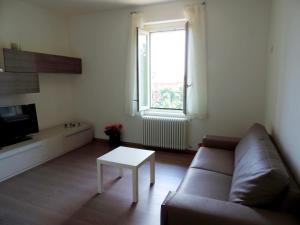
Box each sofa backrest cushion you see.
[229,123,290,207]
[234,124,268,167]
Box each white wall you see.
[69,0,271,149]
[265,0,300,183]
[0,0,76,129]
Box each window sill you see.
[141,109,186,119]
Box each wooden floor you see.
[0,142,194,225]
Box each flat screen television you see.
[0,104,39,148]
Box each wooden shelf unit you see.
[3,48,82,74]
[0,72,39,95]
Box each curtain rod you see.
[130,1,206,15]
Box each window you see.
[137,21,188,113]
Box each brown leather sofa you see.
[161,124,300,225]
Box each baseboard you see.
[94,138,109,143]
[94,138,197,154]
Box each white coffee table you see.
[96,146,155,203]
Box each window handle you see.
[186,83,192,88]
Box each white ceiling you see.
[22,0,179,15]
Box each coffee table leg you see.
[132,168,138,203]
[150,154,155,184]
[97,160,103,194]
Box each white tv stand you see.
[0,122,94,182]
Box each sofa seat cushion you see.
[230,123,290,207]
[177,168,232,201]
[190,147,234,176]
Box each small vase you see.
[109,132,121,148]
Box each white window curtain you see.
[124,13,144,117]
[184,3,208,119]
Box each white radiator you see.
[142,116,187,150]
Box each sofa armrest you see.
[202,135,240,150]
[161,192,299,225]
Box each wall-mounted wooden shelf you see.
[3,48,82,74]
[0,72,39,95]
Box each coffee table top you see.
[97,146,155,168]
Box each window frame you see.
[136,20,189,114]
[137,28,151,112]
